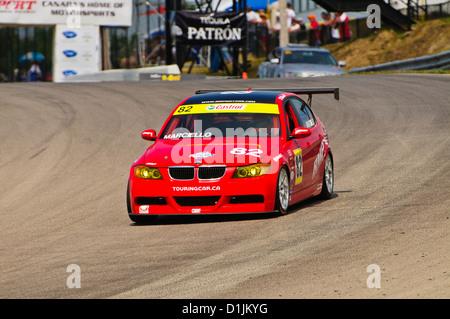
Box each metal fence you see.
[246,18,374,58]
[1,1,449,81]
[0,27,53,82]
[349,50,450,73]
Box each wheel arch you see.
[274,163,291,215]
[327,149,334,166]
[320,148,333,180]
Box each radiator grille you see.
[169,166,226,180]
[173,196,221,207]
[198,166,226,180]
[135,197,167,205]
[169,167,195,180]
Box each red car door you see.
[282,98,316,194]
[289,98,325,185]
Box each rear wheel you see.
[320,153,334,199]
[275,166,290,215]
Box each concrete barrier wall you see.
[65,64,181,82]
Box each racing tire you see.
[320,153,334,200]
[275,166,290,215]
[127,180,157,224]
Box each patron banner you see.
[0,0,132,26]
[175,11,247,46]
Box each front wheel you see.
[320,153,334,200]
[275,166,290,215]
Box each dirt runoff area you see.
[326,17,450,71]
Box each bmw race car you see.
[127,88,338,223]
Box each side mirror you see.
[141,129,157,141]
[338,61,346,67]
[291,127,311,139]
[270,58,280,64]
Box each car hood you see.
[282,63,346,76]
[142,138,281,167]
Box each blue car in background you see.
[258,44,346,78]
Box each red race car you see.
[127,88,338,223]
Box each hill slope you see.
[325,17,450,71]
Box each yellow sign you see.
[174,103,279,115]
[294,148,303,185]
[162,74,181,81]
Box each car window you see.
[161,112,281,138]
[284,103,299,134]
[269,47,282,60]
[289,99,316,129]
[282,50,337,66]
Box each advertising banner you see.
[0,0,132,26]
[175,11,247,46]
[53,24,100,82]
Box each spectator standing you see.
[286,3,296,28]
[330,12,341,43]
[247,6,262,55]
[209,47,220,73]
[28,61,42,82]
[246,6,261,23]
[289,18,307,44]
[289,17,306,33]
[19,69,27,81]
[258,11,270,53]
[271,14,281,31]
[337,11,351,41]
[321,11,332,44]
[308,14,321,47]
[12,68,20,82]
[289,18,301,32]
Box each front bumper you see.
[128,166,278,215]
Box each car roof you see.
[182,91,286,105]
[281,44,330,53]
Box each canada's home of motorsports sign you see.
[0,0,132,26]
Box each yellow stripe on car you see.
[174,103,279,115]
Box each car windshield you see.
[161,113,281,138]
[282,50,338,66]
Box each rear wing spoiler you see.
[195,88,339,106]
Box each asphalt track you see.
[0,74,448,299]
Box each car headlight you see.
[285,72,303,78]
[233,164,270,178]
[134,165,163,179]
